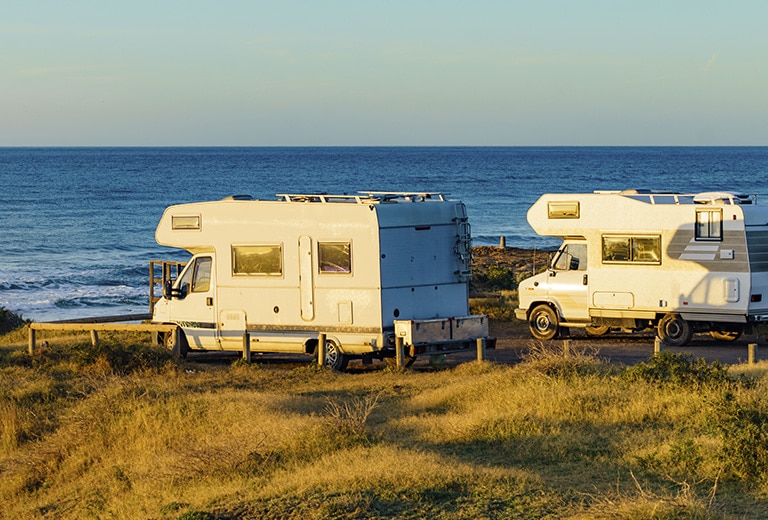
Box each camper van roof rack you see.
[597,190,759,206]
[360,191,446,202]
[276,192,446,204]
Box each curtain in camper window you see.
[695,209,722,241]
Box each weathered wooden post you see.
[90,330,99,347]
[171,326,181,357]
[748,343,758,365]
[28,326,35,355]
[317,333,327,368]
[499,236,506,248]
[476,337,486,362]
[563,338,571,357]
[242,332,251,363]
[654,337,664,354]
[395,336,405,369]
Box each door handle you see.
[583,274,588,286]
[206,297,213,306]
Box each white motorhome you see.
[515,190,768,346]
[152,192,490,370]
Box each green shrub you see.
[623,351,733,389]
[711,391,768,482]
[0,306,27,334]
[485,265,517,290]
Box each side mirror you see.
[163,280,173,299]
[164,280,188,299]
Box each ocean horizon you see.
[2,146,767,321]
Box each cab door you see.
[547,242,590,321]
[169,254,218,349]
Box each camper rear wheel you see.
[709,326,743,342]
[528,304,559,340]
[585,325,610,337]
[324,340,349,372]
[657,314,693,347]
[385,354,417,368]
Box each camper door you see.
[170,254,218,349]
[548,241,590,321]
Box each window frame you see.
[695,208,723,241]
[231,244,283,276]
[190,256,212,292]
[601,234,661,265]
[318,241,352,274]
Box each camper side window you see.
[602,235,661,264]
[695,209,722,241]
[319,242,351,273]
[232,245,283,275]
[552,244,587,271]
[191,257,212,292]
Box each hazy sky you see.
[2,1,767,146]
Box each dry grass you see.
[1,332,768,519]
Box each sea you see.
[2,146,768,322]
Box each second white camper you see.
[516,190,768,345]
[152,192,490,370]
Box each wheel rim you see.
[665,321,684,340]
[658,314,692,346]
[325,342,338,368]
[534,311,553,334]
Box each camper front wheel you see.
[529,304,559,340]
[657,314,693,346]
[164,329,189,358]
[324,340,350,372]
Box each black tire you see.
[585,325,610,337]
[324,339,349,372]
[709,326,743,342]
[165,328,189,358]
[385,354,417,368]
[528,304,559,340]
[657,314,693,346]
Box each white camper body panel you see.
[152,193,486,363]
[517,191,768,344]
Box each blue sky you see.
[2,1,767,146]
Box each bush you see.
[0,307,27,334]
[712,391,768,482]
[623,351,734,390]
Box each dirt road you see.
[411,320,765,370]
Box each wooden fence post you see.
[28,327,35,355]
[476,337,486,362]
[748,343,758,365]
[395,336,405,369]
[317,333,326,368]
[563,339,571,357]
[243,332,251,363]
[654,337,664,354]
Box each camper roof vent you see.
[693,192,752,205]
[222,194,254,201]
